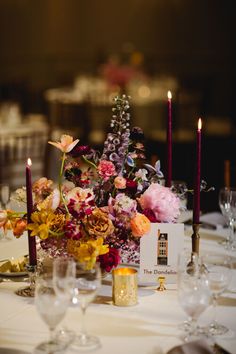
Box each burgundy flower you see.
[69,144,91,158]
[126,179,138,193]
[142,208,157,222]
[130,127,144,141]
[98,247,120,273]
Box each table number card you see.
[140,223,184,283]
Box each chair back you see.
[0,128,49,189]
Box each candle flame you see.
[27,158,32,166]
[167,90,172,100]
[198,118,202,130]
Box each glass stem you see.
[229,219,234,247]
[190,317,197,335]
[80,306,87,343]
[211,295,218,326]
[49,327,55,343]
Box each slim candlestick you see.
[166,90,172,187]
[193,118,202,224]
[26,158,37,266]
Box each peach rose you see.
[114,176,126,189]
[130,213,151,237]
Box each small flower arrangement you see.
[0,95,181,271]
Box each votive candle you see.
[26,158,37,266]
[112,268,138,306]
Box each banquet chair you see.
[0,130,49,189]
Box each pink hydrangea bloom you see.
[97,160,117,181]
[139,183,180,223]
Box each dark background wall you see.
[0,0,235,210]
[0,0,235,117]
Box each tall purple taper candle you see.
[26,158,37,266]
[166,90,172,187]
[193,118,202,224]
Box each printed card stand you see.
[140,223,184,284]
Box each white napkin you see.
[200,212,227,229]
[167,340,214,354]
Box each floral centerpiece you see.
[0,95,181,272]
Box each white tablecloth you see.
[0,227,236,354]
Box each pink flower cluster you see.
[139,183,180,223]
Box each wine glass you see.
[53,257,76,343]
[178,271,211,342]
[177,249,200,331]
[53,257,76,300]
[71,262,101,350]
[34,274,70,353]
[0,183,11,241]
[219,187,236,249]
[201,253,232,336]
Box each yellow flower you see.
[67,237,109,269]
[48,135,79,153]
[27,209,65,240]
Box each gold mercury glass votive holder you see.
[112,268,138,306]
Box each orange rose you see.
[130,213,151,237]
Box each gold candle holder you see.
[15,264,37,297]
[192,223,200,255]
[112,268,138,306]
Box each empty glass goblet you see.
[201,253,232,336]
[53,257,76,343]
[177,249,201,332]
[53,257,76,300]
[178,271,211,342]
[71,261,101,350]
[34,274,70,353]
[219,187,236,249]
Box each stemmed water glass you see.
[0,183,11,241]
[34,273,70,353]
[178,270,211,342]
[201,253,232,336]
[177,249,210,339]
[53,257,76,343]
[219,187,236,249]
[71,261,101,350]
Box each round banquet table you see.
[0,225,236,354]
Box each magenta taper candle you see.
[26,158,37,266]
[193,118,202,224]
[166,90,172,187]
